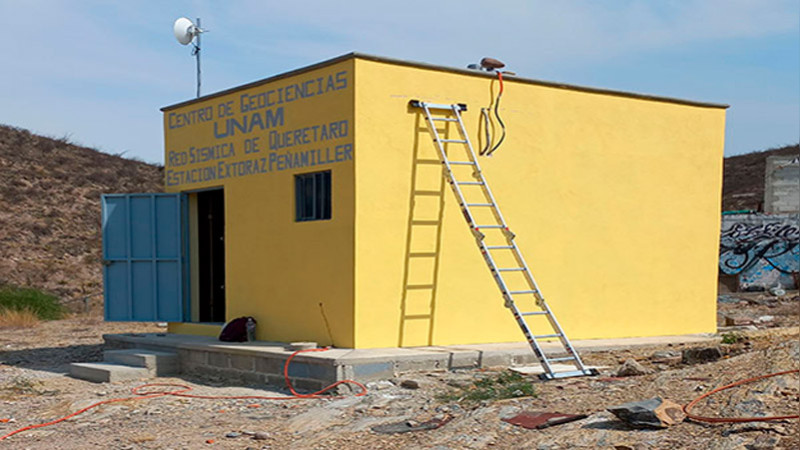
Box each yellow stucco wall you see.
[353,58,725,348]
[163,60,356,347]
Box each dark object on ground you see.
[682,347,723,364]
[502,411,588,429]
[400,379,419,389]
[371,416,452,434]
[219,316,257,342]
[608,397,686,429]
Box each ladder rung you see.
[406,284,435,290]
[497,268,525,272]
[520,311,547,316]
[439,139,467,143]
[534,334,562,339]
[404,314,432,319]
[411,100,466,111]
[509,290,538,295]
[411,220,439,226]
[486,245,513,250]
[448,161,475,165]
[414,190,442,196]
[466,203,494,207]
[432,117,458,122]
[409,252,436,257]
[455,181,484,185]
[475,225,504,229]
[547,356,577,362]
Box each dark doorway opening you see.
[197,189,226,322]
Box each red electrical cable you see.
[0,347,367,441]
[683,369,799,423]
[496,71,504,95]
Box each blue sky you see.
[0,0,797,164]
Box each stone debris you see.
[607,397,686,429]
[253,432,270,440]
[724,315,753,326]
[682,346,723,364]
[650,351,681,365]
[365,380,395,391]
[615,359,651,377]
[371,415,452,434]
[400,379,420,389]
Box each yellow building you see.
[102,53,727,349]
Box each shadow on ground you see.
[0,344,105,374]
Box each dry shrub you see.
[0,307,40,328]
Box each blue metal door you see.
[102,194,184,321]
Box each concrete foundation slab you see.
[69,362,151,383]
[103,332,715,388]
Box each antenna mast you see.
[193,17,201,98]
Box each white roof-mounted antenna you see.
[173,17,207,98]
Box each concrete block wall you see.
[764,155,800,214]
[103,334,542,390]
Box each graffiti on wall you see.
[719,215,800,289]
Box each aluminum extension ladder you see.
[410,100,598,380]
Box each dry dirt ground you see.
[0,295,798,450]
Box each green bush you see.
[720,332,744,345]
[437,370,537,404]
[0,285,65,320]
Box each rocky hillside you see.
[0,125,163,304]
[722,143,799,212]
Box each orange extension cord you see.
[683,369,800,423]
[0,347,367,441]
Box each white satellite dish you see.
[173,17,198,45]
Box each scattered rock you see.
[446,379,471,389]
[746,434,779,449]
[651,350,681,365]
[371,416,452,434]
[616,358,651,377]
[724,315,753,326]
[755,315,775,324]
[682,347,722,364]
[366,380,395,391]
[768,286,786,297]
[253,432,269,440]
[607,397,686,428]
[400,379,420,389]
[225,432,241,438]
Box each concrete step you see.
[69,362,151,383]
[103,349,179,376]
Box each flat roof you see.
[161,52,729,112]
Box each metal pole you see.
[195,17,201,98]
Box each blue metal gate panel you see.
[102,194,184,322]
